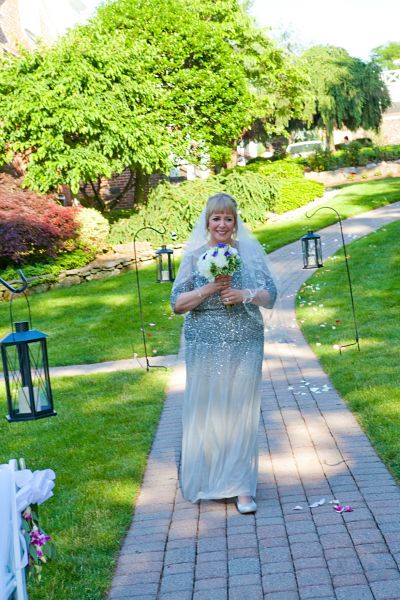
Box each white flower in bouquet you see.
[197,243,241,282]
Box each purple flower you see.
[216,243,226,248]
[30,528,51,546]
[212,249,218,257]
[224,251,231,257]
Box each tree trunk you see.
[133,168,150,207]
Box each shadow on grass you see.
[297,220,400,482]
[0,267,183,368]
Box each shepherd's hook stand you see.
[306,206,360,353]
[133,226,168,372]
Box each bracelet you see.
[242,289,256,304]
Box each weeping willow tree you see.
[300,45,391,147]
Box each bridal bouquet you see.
[197,243,241,281]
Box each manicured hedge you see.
[301,143,400,172]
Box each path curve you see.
[107,201,400,600]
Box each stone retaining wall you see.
[305,159,400,186]
[0,242,180,303]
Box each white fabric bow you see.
[14,469,56,512]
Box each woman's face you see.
[208,211,235,245]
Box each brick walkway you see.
[108,202,400,600]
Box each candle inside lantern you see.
[18,386,42,414]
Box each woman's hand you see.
[209,275,231,293]
[220,287,245,305]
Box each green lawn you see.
[0,369,168,600]
[255,177,400,252]
[0,177,399,600]
[0,265,183,368]
[297,220,400,481]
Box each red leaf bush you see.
[0,173,79,266]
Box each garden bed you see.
[305,159,400,186]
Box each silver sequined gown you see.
[171,250,276,503]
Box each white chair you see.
[0,460,28,600]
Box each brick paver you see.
[108,201,400,599]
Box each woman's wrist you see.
[242,288,256,304]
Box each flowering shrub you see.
[21,505,55,581]
[75,207,110,253]
[0,173,79,266]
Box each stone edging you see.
[0,242,182,302]
[305,158,400,186]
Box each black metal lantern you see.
[154,245,175,283]
[0,272,56,422]
[301,230,323,269]
[1,321,56,422]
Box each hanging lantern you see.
[301,230,323,269]
[1,320,56,422]
[154,245,175,283]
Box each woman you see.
[171,193,277,513]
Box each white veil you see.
[172,198,278,315]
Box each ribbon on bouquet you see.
[14,468,56,513]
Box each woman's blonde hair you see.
[205,193,237,231]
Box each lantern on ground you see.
[0,272,56,422]
[155,245,175,283]
[301,230,323,269]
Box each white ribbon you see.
[14,469,56,513]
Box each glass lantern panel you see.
[3,340,51,418]
[159,254,170,282]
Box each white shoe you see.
[236,497,257,514]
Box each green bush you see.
[0,248,96,284]
[274,178,325,213]
[244,158,304,179]
[303,143,400,172]
[108,170,281,245]
[76,207,110,253]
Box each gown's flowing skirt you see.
[181,305,264,502]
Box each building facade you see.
[0,0,97,54]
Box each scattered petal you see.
[149,323,156,327]
[309,498,325,508]
[310,387,319,392]
[316,342,321,347]
[293,505,303,511]
[334,505,354,513]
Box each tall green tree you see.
[300,46,391,146]
[371,42,400,70]
[0,0,306,208]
